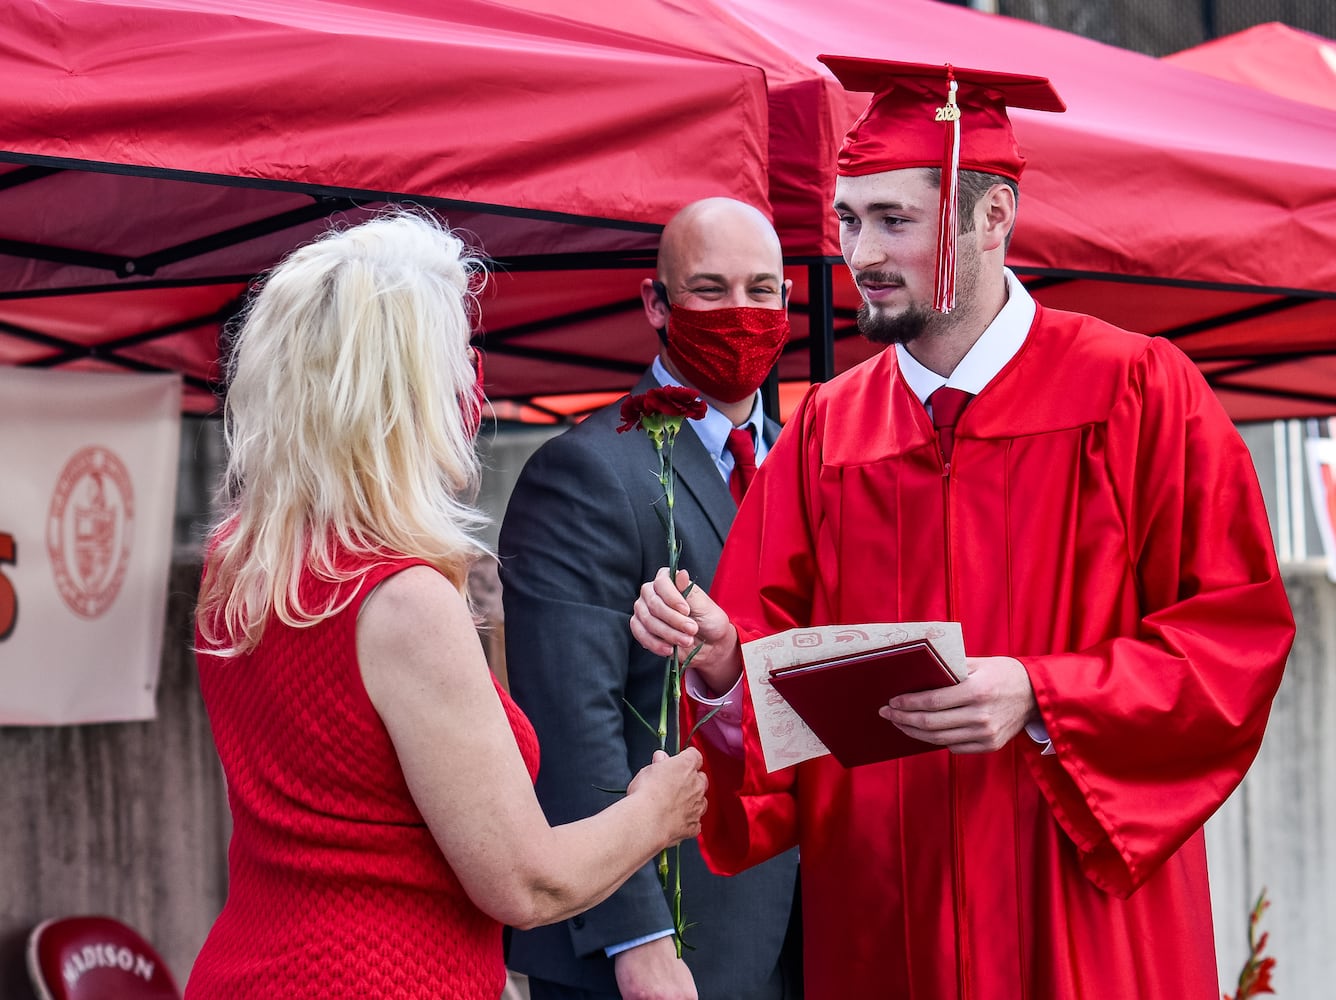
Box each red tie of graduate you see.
[929,386,974,464]
[726,426,758,504]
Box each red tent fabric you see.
[1155,23,1336,420]
[0,0,769,412]
[3,1,1336,421]
[1165,22,1336,112]
[496,0,1336,421]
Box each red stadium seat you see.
[26,916,181,1000]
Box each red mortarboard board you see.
[818,55,1065,312]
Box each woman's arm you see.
[358,565,706,930]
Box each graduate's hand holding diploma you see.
[880,655,1040,754]
[631,568,743,695]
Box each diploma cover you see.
[767,640,961,767]
[741,623,968,772]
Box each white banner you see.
[0,368,181,724]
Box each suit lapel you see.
[631,370,774,547]
[634,369,736,547]
[672,420,736,547]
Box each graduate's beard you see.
[856,248,981,346]
[856,299,934,345]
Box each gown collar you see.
[895,268,1036,405]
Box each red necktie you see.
[726,426,758,504]
[929,386,973,465]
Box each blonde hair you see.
[197,209,490,655]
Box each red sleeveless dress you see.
[188,554,539,999]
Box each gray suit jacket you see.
[499,371,798,998]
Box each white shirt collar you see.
[895,268,1036,405]
[650,356,767,469]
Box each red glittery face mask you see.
[664,305,790,404]
[461,348,485,439]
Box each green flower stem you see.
[660,427,686,952]
[652,435,671,753]
[641,415,693,953]
[672,864,684,958]
[654,434,672,888]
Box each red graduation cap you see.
[818,55,1066,313]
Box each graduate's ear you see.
[642,277,671,329]
[977,184,1016,254]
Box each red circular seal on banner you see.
[46,446,136,620]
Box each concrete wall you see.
[1207,560,1336,998]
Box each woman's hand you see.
[627,747,708,847]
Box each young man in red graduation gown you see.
[631,56,1295,999]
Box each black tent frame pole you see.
[762,258,837,421]
[761,369,780,421]
[809,260,835,384]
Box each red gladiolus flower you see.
[1223,889,1277,1000]
[1250,956,1276,994]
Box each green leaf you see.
[688,704,725,741]
[623,697,658,738]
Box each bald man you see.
[500,199,802,1000]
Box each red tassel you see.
[934,68,960,313]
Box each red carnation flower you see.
[617,393,648,434]
[617,387,706,433]
[643,385,708,421]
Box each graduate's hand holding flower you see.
[631,568,743,695]
[879,655,1038,754]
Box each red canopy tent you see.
[3,1,1336,422]
[0,0,770,415]
[495,0,1336,422]
[1149,22,1336,422]
[1165,22,1336,112]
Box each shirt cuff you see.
[683,671,746,758]
[605,928,676,957]
[1025,719,1056,756]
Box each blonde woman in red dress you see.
[189,211,707,1000]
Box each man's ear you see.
[641,277,671,328]
[782,278,794,312]
[978,184,1017,254]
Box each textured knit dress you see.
[188,554,539,999]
